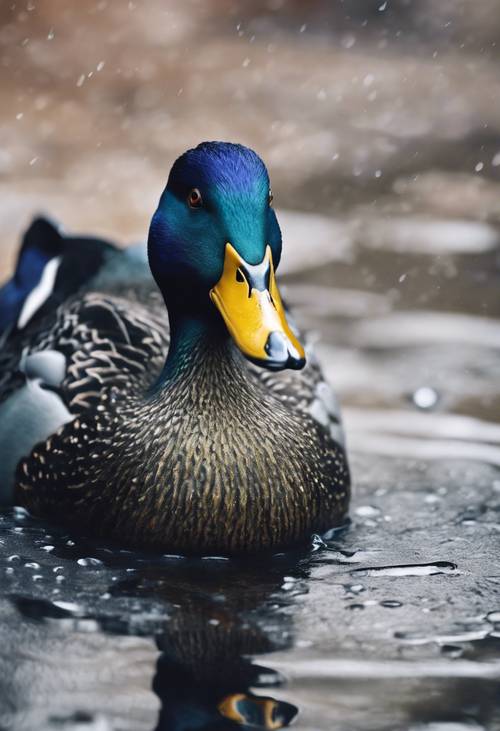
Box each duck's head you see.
[148,141,305,371]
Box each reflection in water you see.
[1,500,500,730]
[154,652,297,730]
[218,694,297,729]
[111,560,301,730]
[6,541,303,731]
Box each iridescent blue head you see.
[148,142,305,371]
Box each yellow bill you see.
[210,243,305,371]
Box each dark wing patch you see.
[56,292,169,412]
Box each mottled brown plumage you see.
[15,288,349,554]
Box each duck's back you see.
[0,218,169,502]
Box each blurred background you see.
[1,0,499,443]
[1,3,500,730]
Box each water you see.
[1,451,499,730]
[1,1,500,729]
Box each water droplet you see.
[7,554,20,563]
[458,505,485,525]
[77,557,103,567]
[202,555,230,561]
[41,545,55,552]
[355,505,381,518]
[441,644,464,658]
[412,386,439,410]
[52,600,81,614]
[311,534,327,551]
[345,584,365,594]
[380,600,403,608]
[487,611,500,623]
[341,33,356,49]
[24,562,41,570]
[424,494,441,504]
[13,506,29,519]
[293,640,312,651]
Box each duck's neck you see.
[156,308,232,386]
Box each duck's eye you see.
[268,189,274,206]
[187,188,203,208]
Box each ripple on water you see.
[409,723,486,731]
[352,561,458,578]
[395,626,491,646]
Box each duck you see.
[0,141,350,554]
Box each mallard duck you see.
[0,142,350,554]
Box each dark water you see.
[1,1,500,729]
[1,449,499,730]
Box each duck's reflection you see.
[111,557,302,730]
[153,652,297,730]
[2,502,307,731]
[7,553,301,730]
